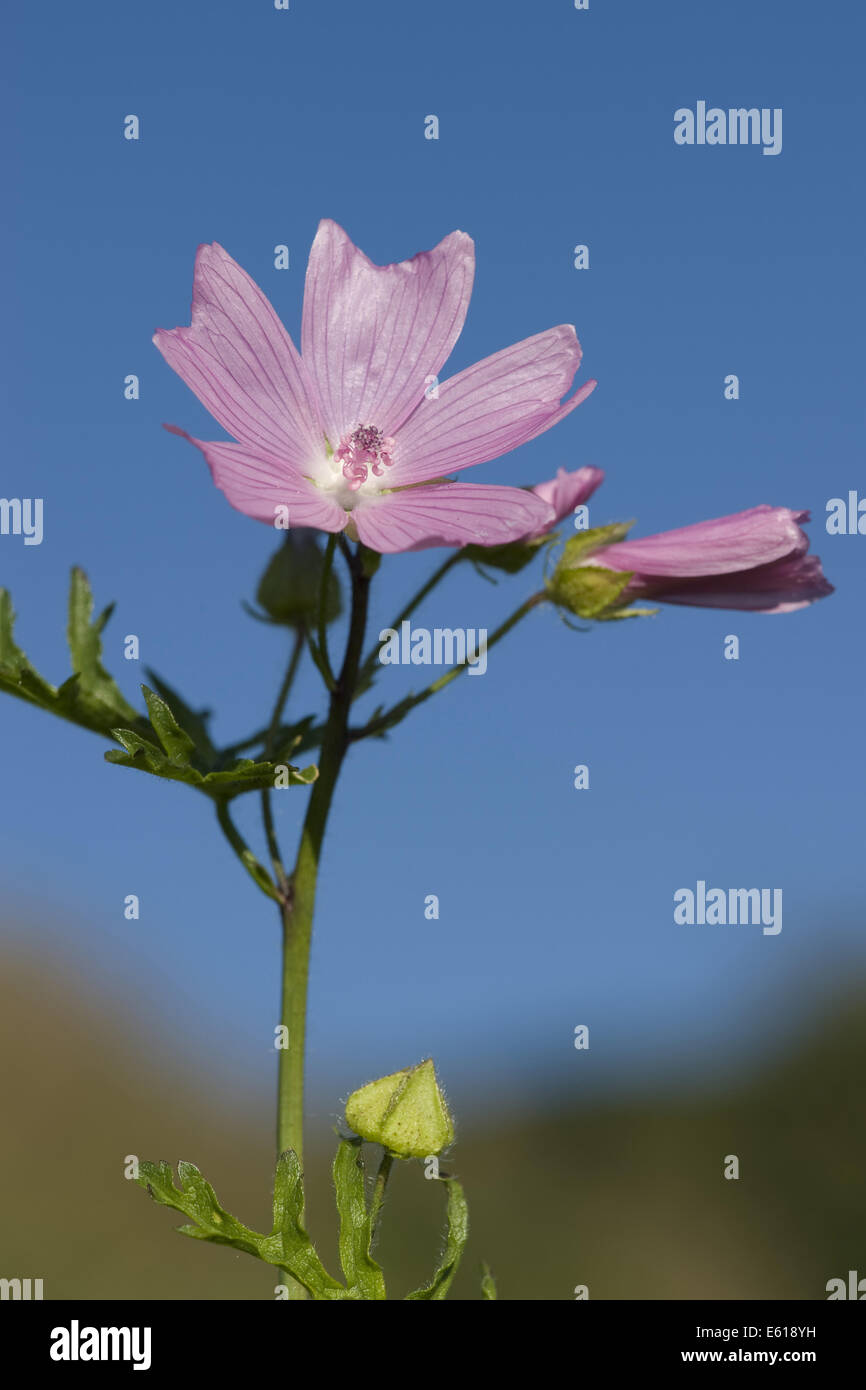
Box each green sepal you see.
[596,605,658,621]
[558,520,635,567]
[463,534,549,576]
[547,565,635,619]
[405,1177,469,1300]
[332,1140,387,1300]
[358,545,382,579]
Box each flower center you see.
[334,424,396,492]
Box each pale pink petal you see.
[623,553,833,612]
[164,427,345,532]
[531,466,605,522]
[352,483,554,554]
[154,243,325,467]
[392,326,594,485]
[301,219,474,443]
[598,506,810,578]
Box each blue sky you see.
[3,0,864,1125]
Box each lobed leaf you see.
[333,1140,387,1300]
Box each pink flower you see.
[585,505,832,613]
[529,465,604,534]
[154,223,596,553]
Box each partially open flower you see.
[345,1059,454,1158]
[548,506,833,618]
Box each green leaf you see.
[138,1159,264,1260]
[480,1262,498,1300]
[106,734,318,799]
[142,686,197,764]
[0,577,144,736]
[144,669,216,762]
[333,1140,387,1300]
[66,568,140,724]
[547,565,634,619]
[267,1150,347,1299]
[405,1177,469,1300]
[136,1154,346,1300]
[0,590,55,704]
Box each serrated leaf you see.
[267,1150,347,1300]
[144,669,216,762]
[333,1140,387,1300]
[0,590,60,705]
[138,1159,262,1259]
[142,685,197,764]
[405,1178,469,1300]
[105,734,318,799]
[67,568,139,723]
[136,1154,346,1300]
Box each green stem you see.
[352,590,546,742]
[260,627,305,895]
[276,549,372,1295]
[306,534,338,693]
[368,1150,394,1248]
[215,799,279,901]
[354,551,461,698]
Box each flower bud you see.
[345,1059,454,1158]
[255,531,341,627]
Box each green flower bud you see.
[255,531,341,627]
[345,1059,454,1159]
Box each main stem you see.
[277,554,371,1169]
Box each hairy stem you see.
[368,1150,394,1248]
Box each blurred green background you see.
[2,941,862,1301]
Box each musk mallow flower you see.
[154,222,597,554]
[553,505,832,617]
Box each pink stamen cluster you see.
[335,423,396,491]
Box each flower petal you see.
[154,243,325,468]
[531,466,605,523]
[393,326,595,485]
[164,426,345,531]
[598,506,810,578]
[301,219,474,443]
[628,553,834,612]
[352,483,554,554]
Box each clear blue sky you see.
[3,1,863,1122]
